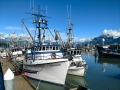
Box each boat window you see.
[71,51,73,54]
[39,47,41,50]
[53,46,55,50]
[56,46,58,50]
[74,51,76,54]
[77,51,79,54]
[50,46,52,50]
[67,52,69,55]
[46,46,49,50]
[37,47,39,51]
[41,46,43,50]
[43,47,45,50]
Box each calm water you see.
[28,51,120,90]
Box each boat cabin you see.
[26,44,63,60]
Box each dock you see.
[1,58,36,90]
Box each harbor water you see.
[27,51,120,90]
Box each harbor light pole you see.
[102,38,105,46]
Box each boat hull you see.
[97,46,120,58]
[67,66,85,76]
[23,61,70,86]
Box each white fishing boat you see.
[68,66,85,76]
[22,5,70,86]
[1,50,7,58]
[72,55,87,68]
[64,5,87,76]
[10,47,23,57]
[67,55,87,76]
[55,29,88,76]
[6,46,24,71]
[54,6,88,76]
[7,33,23,58]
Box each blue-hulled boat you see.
[0,62,5,90]
[97,46,120,58]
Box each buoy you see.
[4,68,14,90]
[23,72,27,76]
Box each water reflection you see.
[94,55,98,64]
[82,52,120,90]
[101,63,107,72]
[27,74,88,90]
[28,78,66,90]
[97,57,120,72]
[98,57,120,67]
[65,74,88,89]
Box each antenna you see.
[30,0,34,13]
[30,0,31,10]
[70,5,71,19]
[33,0,34,13]
[46,6,48,16]
[67,5,69,18]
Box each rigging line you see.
[32,27,37,61]
[48,28,55,39]
[42,29,45,41]
[47,28,50,41]
[22,17,36,20]
[23,20,35,24]
[34,26,37,41]
[35,60,49,90]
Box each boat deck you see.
[1,58,36,90]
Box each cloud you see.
[0,33,32,41]
[4,26,35,31]
[79,38,92,42]
[0,33,5,39]
[102,28,120,38]
[4,26,22,30]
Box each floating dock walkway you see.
[1,58,36,90]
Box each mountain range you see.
[91,35,120,45]
[1,34,120,47]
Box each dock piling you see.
[4,68,14,90]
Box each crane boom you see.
[21,19,33,40]
[54,30,65,48]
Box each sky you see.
[0,0,120,41]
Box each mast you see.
[22,4,52,46]
[66,5,74,48]
[32,4,48,45]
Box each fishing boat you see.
[63,5,87,76]
[7,33,23,59]
[54,5,87,76]
[10,47,23,57]
[97,46,120,58]
[1,50,7,59]
[22,5,70,86]
[67,55,87,76]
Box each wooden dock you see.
[1,58,36,90]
